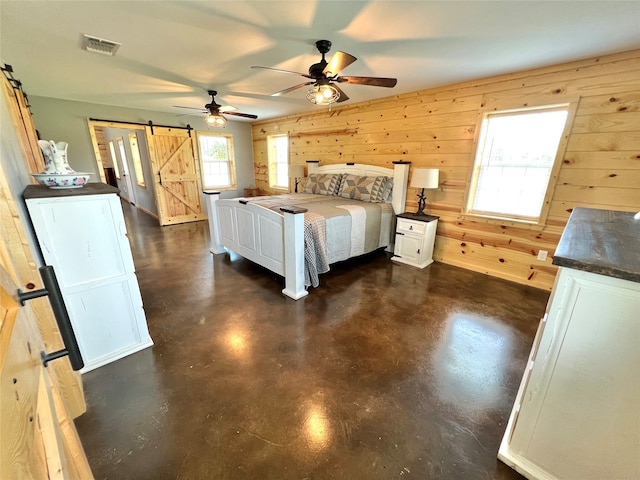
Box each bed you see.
[204,161,410,299]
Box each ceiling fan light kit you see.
[205,113,226,127]
[306,84,340,105]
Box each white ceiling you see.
[1,1,639,123]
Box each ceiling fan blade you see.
[332,84,350,103]
[323,51,357,76]
[252,65,313,79]
[272,82,314,97]
[173,105,206,111]
[336,76,398,88]
[224,111,258,119]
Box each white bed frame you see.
[204,161,410,300]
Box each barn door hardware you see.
[17,265,84,371]
[88,118,195,134]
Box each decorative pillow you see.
[381,177,393,202]
[302,173,343,195]
[338,175,389,203]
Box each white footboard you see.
[204,192,308,300]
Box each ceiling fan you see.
[173,90,257,127]
[252,40,397,105]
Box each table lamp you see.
[288,164,305,193]
[410,168,439,215]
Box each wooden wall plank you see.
[561,151,640,169]
[566,131,640,151]
[571,112,640,133]
[557,168,640,188]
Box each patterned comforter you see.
[248,194,394,287]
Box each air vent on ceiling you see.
[81,34,121,56]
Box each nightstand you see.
[391,212,439,269]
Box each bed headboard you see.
[306,161,410,214]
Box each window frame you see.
[462,102,577,228]
[196,131,237,191]
[267,134,289,190]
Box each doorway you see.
[88,120,206,226]
[88,120,158,220]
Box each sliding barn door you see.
[0,167,92,478]
[145,126,205,226]
[1,72,86,420]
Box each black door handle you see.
[18,265,84,371]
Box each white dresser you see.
[24,184,153,373]
[499,208,640,480]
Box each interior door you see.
[145,126,205,226]
[116,136,136,205]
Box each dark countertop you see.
[24,183,120,200]
[553,207,640,283]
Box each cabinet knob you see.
[417,249,421,254]
[409,225,413,230]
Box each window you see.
[267,134,289,189]
[197,132,236,189]
[464,105,571,224]
[128,132,145,187]
[108,140,120,179]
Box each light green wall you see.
[29,96,255,199]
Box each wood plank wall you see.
[93,126,111,167]
[251,49,640,291]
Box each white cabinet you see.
[391,213,438,268]
[24,184,153,373]
[499,267,640,480]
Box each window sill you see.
[204,185,237,192]
[459,212,546,231]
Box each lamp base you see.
[415,188,427,215]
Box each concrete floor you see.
[75,202,547,479]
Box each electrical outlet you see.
[537,250,548,261]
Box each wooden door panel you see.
[146,126,205,226]
[0,261,92,479]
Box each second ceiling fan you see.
[252,40,397,105]
[174,90,257,127]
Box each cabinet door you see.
[26,194,135,288]
[64,276,149,369]
[395,233,424,264]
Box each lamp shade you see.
[288,164,305,178]
[410,168,439,189]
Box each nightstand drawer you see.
[397,218,426,234]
